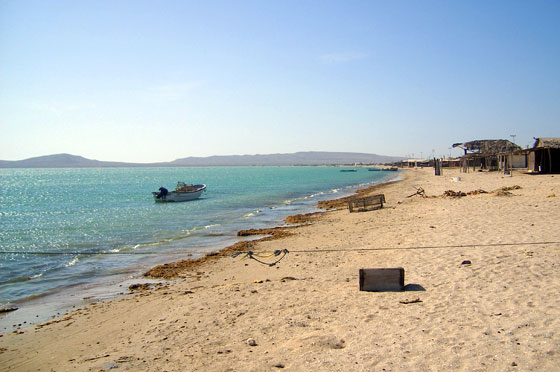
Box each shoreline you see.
[143,174,406,280]
[0,171,401,330]
[2,167,559,371]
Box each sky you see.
[1,1,559,163]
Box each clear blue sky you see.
[1,1,558,162]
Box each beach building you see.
[497,151,528,173]
[452,139,521,172]
[441,157,461,167]
[524,137,560,174]
[401,157,460,169]
[402,158,431,168]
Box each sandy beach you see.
[1,167,559,372]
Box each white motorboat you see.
[153,182,206,202]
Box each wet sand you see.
[1,167,559,371]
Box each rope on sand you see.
[3,241,558,262]
[290,241,560,253]
[232,241,560,265]
[231,249,289,267]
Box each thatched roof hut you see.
[526,137,560,173]
[532,137,560,149]
[452,139,521,155]
[452,139,522,171]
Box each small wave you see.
[133,230,195,249]
[126,241,162,250]
[302,191,330,200]
[93,247,132,254]
[203,232,228,237]
[0,275,34,285]
[307,191,326,199]
[244,209,262,218]
[65,256,79,267]
[111,223,221,252]
[283,195,310,205]
[204,224,221,229]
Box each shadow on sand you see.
[403,284,425,291]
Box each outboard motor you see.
[157,187,168,199]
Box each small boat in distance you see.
[340,169,358,172]
[368,168,381,171]
[153,182,206,202]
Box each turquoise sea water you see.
[0,167,396,313]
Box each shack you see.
[497,152,527,173]
[526,137,560,174]
[452,139,521,172]
[402,158,431,168]
[441,157,461,167]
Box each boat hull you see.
[152,184,206,202]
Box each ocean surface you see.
[0,167,397,326]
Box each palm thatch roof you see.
[452,140,521,155]
[532,138,560,149]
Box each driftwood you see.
[407,186,493,199]
[442,189,488,197]
[0,306,18,313]
[495,185,522,192]
[407,186,522,199]
[490,185,522,197]
[399,298,422,304]
[407,187,426,198]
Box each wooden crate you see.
[348,194,386,213]
[359,268,404,291]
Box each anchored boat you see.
[153,182,206,202]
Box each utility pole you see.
[510,134,516,144]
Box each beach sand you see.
[1,168,559,371]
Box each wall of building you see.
[528,152,536,172]
[512,154,527,168]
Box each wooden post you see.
[509,153,513,177]
[434,158,441,176]
[549,148,553,173]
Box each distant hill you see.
[0,154,141,168]
[0,152,404,168]
[170,151,403,166]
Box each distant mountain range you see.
[0,152,404,168]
